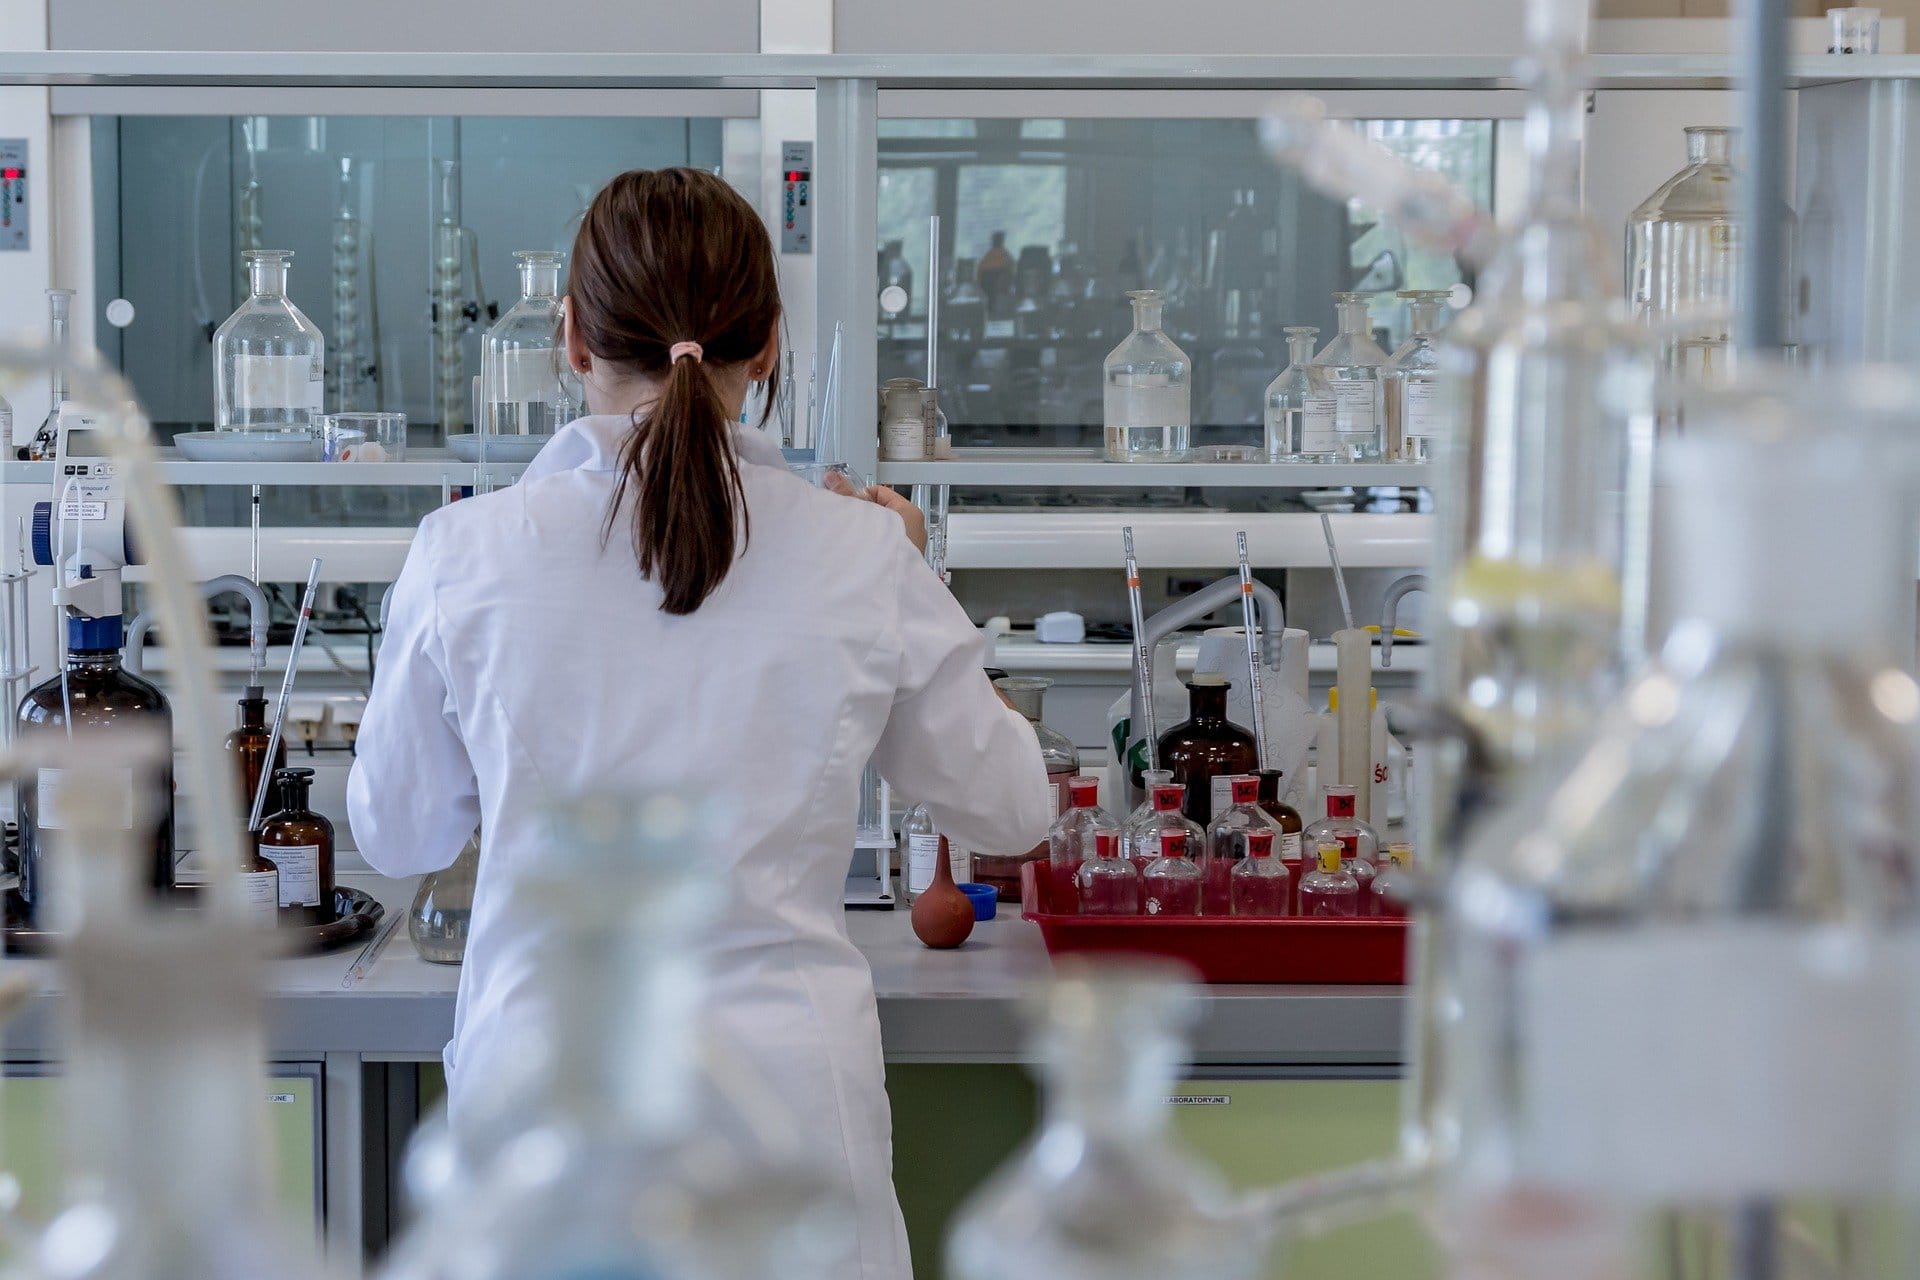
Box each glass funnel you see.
[1437,393,1920,1278]
[381,790,853,1280]
[409,831,479,964]
[1263,325,1331,462]
[1103,289,1192,464]
[1385,289,1450,462]
[946,959,1267,1280]
[481,251,567,438]
[1309,293,1389,461]
[212,250,325,431]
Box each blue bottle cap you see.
[67,613,123,653]
[957,882,998,922]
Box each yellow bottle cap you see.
[1317,842,1342,872]
[1388,842,1413,867]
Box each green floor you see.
[886,1065,1440,1280]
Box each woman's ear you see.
[561,298,593,374]
[751,317,781,382]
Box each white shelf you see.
[875,449,1433,489]
[0,50,1913,90]
[946,510,1430,569]
[1,449,528,488]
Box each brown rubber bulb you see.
[910,834,976,949]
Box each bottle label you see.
[490,348,556,404]
[1300,393,1339,454]
[948,843,973,885]
[1210,775,1236,820]
[36,767,134,830]
[269,843,323,907]
[880,415,927,461]
[0,404,11,449]
[239,868,279,924]
[1280,831,1303,861]
[1105,375,1188,430]
[1330,378,1378,435]
[1404,380,1444,441]
[235,355,324,412]
[906,832,941,896]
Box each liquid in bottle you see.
[1141,830,1202,917]
[1076,831,1141,916]
[257,766,335,927]
[1298,841,1360,918]
[1230,828,1291,917]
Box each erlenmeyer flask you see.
[408,831,479,964]
[946,959,1267,1280]
[380,790,853,1280]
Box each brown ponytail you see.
[568,168,781,615]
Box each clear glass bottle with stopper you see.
[975,676,1079,900]
[1103,288,1192,464]
[1047,776,1119,913]
[1141,828,1203,917]
[1385,289,1451,461]
[1076,830,1141,916]
[1123,780,1205,876]
[481,251,568,438]
[1263,325,1331,462]
[1302,782,1379,898]
[1230,827,1290,917]
[381,790,855,1280]
[948,959,1267,1280]
[1309,292,1389,460]
[213,250,325,431]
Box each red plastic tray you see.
[1019,861,1407,985]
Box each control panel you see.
[781,141,813,255]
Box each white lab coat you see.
[348,415,1053,1280]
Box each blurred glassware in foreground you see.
[946,959,1267,1280]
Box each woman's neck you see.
[583,365,752,421]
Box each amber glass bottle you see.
[1155,674,1258,826]
[14,615,175,925]
[225,686,285,820]
[257,766,335,926]
[1255,768,1305,902]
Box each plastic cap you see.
[1248,829,1274,857]
[1231,775,1259,805]
[1069,777,1100,807]
[1318,842,1343,872]
[1160,830,1188,858]
[1152,784,1185,811]
[1388,842,1413,866]
[67,613,123,652]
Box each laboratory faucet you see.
[124,574,270,683]
[1126,574,1284,805]
[1378,574,1429,668]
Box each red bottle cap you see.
[1247,828,1274,857]
[1325,785,1357,819]
[1095,830,1117,858]
[1231,775,1259,805]
[1160,829,1188,858]
[1152,784,1185,812]
[1069,777,1101,808]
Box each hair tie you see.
[669,341,704,365]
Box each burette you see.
[1122,526,1156,772]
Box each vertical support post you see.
[1735,0,1789,354]
[322,1051,366,1270]
[814,77,879,482]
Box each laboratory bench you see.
[0,872,1409,1274]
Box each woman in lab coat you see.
[347,168,1053,1280]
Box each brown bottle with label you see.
[14,614,175,926]
[226,685,285,820]
[1155,674,1258,826]
[1255,768,1306,911]
[257,766,335,926]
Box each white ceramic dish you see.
[174,430,325,463]
[446,433,547,464]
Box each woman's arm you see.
[346,521,481,878]
[869,534,1054,856]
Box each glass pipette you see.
[1236,532,1269,771]
[1123,526,1157,772]
[248,558,323,832]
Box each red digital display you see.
[2,169,18,180]
[785,171,807,182]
